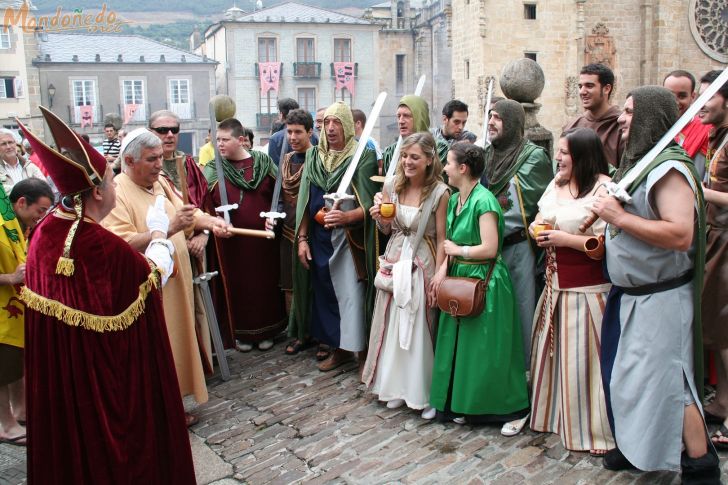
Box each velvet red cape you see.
[23,213,195,484]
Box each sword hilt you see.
[215,203,239,224]
[578,182,632,233]
[193,271,219,284]
[260,211,286,219]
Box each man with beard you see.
[563,64,624,167]
[382,95,449,175]
[290,102,378,371]
[593,86,718,483]
[696,70,728,449]
[480,99,552,367]
[663,70,712,180]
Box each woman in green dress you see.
[430,142,529,426]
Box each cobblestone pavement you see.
[3,346,728,484]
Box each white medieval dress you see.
[362,182,448,409]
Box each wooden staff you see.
[174,154,190,204]
[229,227,275,239]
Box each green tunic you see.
[430,184,529,417]
[288,146,380,342]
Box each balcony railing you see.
[293,62,321,79]
[256,113,276,130]
[68,104,102,126]
[330,62,358,79]
[254,63,283,77]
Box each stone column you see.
[499,58,553,157]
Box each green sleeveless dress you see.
[430,184,529,421]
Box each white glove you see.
[145,238,175,286]
[146,195,169,237]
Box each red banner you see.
[259,62,281,95]
[79,105,94,128]
[124,104,139,124]
[334,62,356,97]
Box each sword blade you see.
[210,103,232,223]
[477,78,494,148]
[194,273,231,381]
[385,75,427,179]
[266,136,289,218]
[619,68,728,190]
[333,92,388,195]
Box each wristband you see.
[461,246,470,258]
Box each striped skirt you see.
[529,283,615,452]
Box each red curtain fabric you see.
[24,215,195,484]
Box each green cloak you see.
[288,145,379,342]
[485,141,553,256]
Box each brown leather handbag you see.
[437,257,496,319]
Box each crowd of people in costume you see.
[0,61,726,484]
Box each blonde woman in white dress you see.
[362,132,449,419]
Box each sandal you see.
[285,339,313,355]
[711,424,728,450]
[590,449,608,457]
[501,413,530,437]
[316,344,332,361]
[318,349,354,372]
[184,413,199,427]
[0,434,26,446]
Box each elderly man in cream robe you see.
[102,128,231,426]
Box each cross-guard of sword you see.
[578,67,728,233]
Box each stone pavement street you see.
[3,345,728,484]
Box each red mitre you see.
[17,106,107,196]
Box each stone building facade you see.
[367,0,454,145]
[450,0,727,149]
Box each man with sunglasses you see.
[148,111,213,379]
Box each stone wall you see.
[450,0,726,148]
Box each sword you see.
[385,75,427,179]
[579,68,728,232]
[323,92,388,209]
[193,270,231,381]
[260,135,290,224]
[210,96,236,224]
[476,78,494,148]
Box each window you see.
[72,79,98,123]
[0,77,18,98]
[122,79,146,121]
[169,79,191,119]
[0,26,10,49]
[524,4,537,20]
[0,78,11,98]
[395,54,405,95]
[334,39,351,62]
[525,52,537,62]
[296,38,315,62]
[260,90,278,115]
[335,87,353,105]
[298,88,316,113]
[258,37,277,62]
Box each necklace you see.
[457,180,478,212]
[568,182,578,199]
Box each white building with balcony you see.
[194,2,381,144]
[34,33,217,154]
